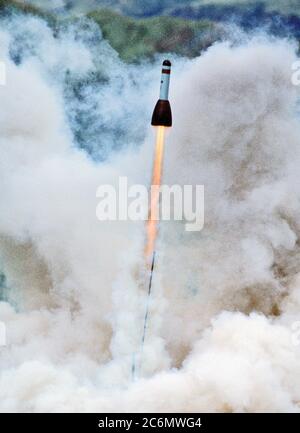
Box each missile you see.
[151,60,172,127]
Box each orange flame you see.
[145,126,166,265]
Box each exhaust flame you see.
[145,126,166,265]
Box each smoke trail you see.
[0,12,300,412]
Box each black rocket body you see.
[151,60,172,127]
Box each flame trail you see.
[145,125,166,264]
[132,126,166,378]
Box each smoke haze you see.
[0,13,300,412]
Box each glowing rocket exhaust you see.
[133,61,172,378]
[140,125,165,355]
[144,125,165,264]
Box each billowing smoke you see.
[0,11,300,412]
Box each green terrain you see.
[88,9,219,62]
[1,1,300,62]
[0,1,221,62]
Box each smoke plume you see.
[0,13,300,412]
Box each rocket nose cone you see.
[163,59,171,67]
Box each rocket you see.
[151,60,172,127]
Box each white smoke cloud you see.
[0,13,300,412]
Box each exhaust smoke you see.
[0,13,300,412]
